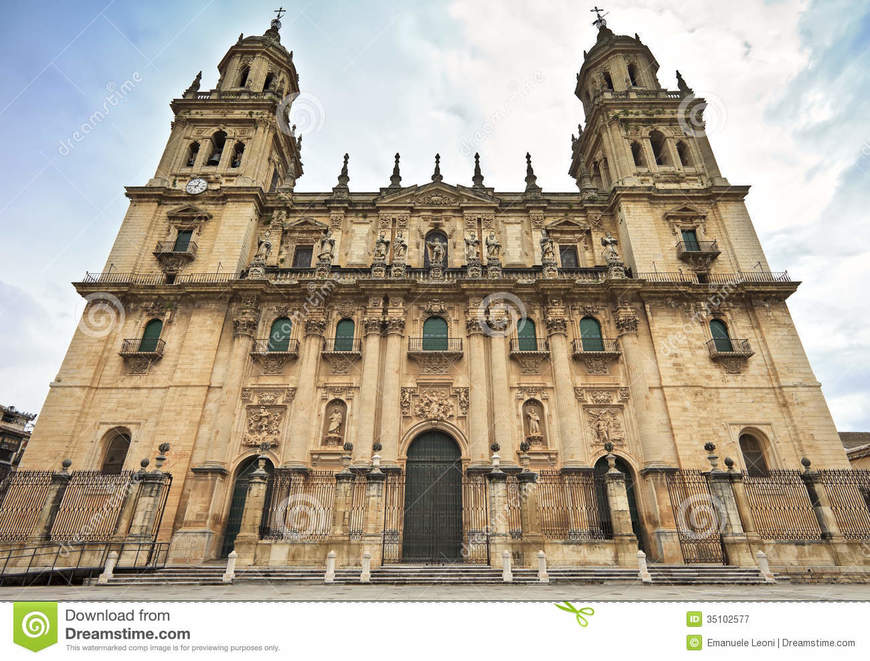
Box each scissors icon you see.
[555,602,595,627]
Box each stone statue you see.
[592,413,611,444]
[427,238,445,266]
[393,231,407,261]
[526,406,542,436]
[326,407,344,435]
[254,230,272,262]
[317,228,335,262]
[540,229,555,262]
[183,71,202,96]
[486,232,501,260]
[374,231,390,261]
[465,232,480,261]
[601,233,620,262]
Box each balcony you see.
[119,338,166,359]
[153,240,198,260]
[706,338,754,360]
[320,338,363,373]
[407,338,463,373]
[571,338,621,358]
[509,337,550,355]
[250,338,300,374]
[676,239,720,269]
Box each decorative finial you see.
[591,5,608,30]
[388,152,402,188]
[431,153,443,182]
[334,153,349,191]
[524,152,541,194]
[801,456,812,471]
[676,70,693,95]
[274,6,286,21]
[472,152,484,188]
[183,71,202,97]
[265,7,284,41]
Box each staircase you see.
[93,563,776,586]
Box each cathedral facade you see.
[11,15,868,574]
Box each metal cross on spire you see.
[590,5,608,29]
[274,6,286,21]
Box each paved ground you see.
[1,582,869,601]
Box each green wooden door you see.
[580,317,604,351]
[422,317,448,351]
[138,319,163,352]
[710,319,732,352]
[517,319,538,351]
[334,319,355,351]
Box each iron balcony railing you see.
[636,270,790,285]
[119,338,166,357]
[408,337,463,353]
[510,337,550,353]
[78,271,237,286]
[706,337,754,358]
[571,338,621,355]
[321,337,362,354]
[676,239,720,259]
[251,338,300,355]
[154,239,198,258]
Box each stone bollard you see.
[325,550,336,584]
[502,550,513,583]
[637,550,652,584]
[756,551,776,584]
[536,550,549,583]
[222,550,237,584]
[97,551,118,585]
[360,552,371,583]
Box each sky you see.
[0,0,868,431]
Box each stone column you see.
[378,314,405,466]
[724,461,760,544]
[330,454,355,540]
[465,311,490,467]
[545,312,586,467]
[233,456,270,566]
[352,315,383,464]
[486,462,511,568]
[283,315,326,467]
[518,468,543,556]
[29,460,72,543]
[638,468,683,564]
[602,450,639,566]
[801,459,858,566]
[489,329,516,463]
[362,459,387,567]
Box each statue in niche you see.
[465,232,480,261]
[540,229,555,262]
[323,400,346,445]
[393,232,407,261]
[485,232,501,260]
[524,401,545,445]
[527,407,541,436]
[317,228,335,262]
[254,230,272,263]
[601,233,620,262]
[426,237,445,266]
[327,408,343,435]
[374,231,390,261]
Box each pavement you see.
[1,582,869,601]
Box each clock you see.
[185,178,207,195]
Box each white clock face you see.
[185,178,207,195]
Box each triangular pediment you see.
[284,216,327,231]
[167,204,212,221]
[377,181,497,208]
[545,217,590,232]
[664,205,706,219]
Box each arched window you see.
[631,141,645,167]
[740,433,769,477]
[627,63,639,87]
[580,316,604,351]
[333,319,355,351]
[649,130,669,166]
[422,316,448,351]
[709,319,733,353]
[237,65,250,88]
[517,318,538,351]
[101,429,130,474]
[206,130,227,166]
[230,142,245,168]
[268,317,292,352]
[185,142,199,167]
[602,71,614,90]
[263,72,275,90]
[600,158,611,188]
[424,230,448,269]
[138,319,163,353]
[676,140,691,167]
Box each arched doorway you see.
[220,456,274,558]
[594,455,645,552]
[402,431,463,563]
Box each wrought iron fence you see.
[571,338,620,354]
[0,471,54,542]
[461,473,489,563]
[537,470,611,541]
[49,471,136,542]
[250,338,300,354]
[262,470,335,541]
[666,470,726,564]
[817,469,870,540]
[743,470,821,541]
[348,474,367,540]
[408,337,463,353]
[509,337,549,353]
[505,475,523,539]
[382,471,404,563]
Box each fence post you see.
[363,457,387,568]
[724,461,760,545]
[637,550,652,583]
[755,551,775,583]
[360,551,371,583]
[222,550,237,584]
[602,447,638,566]
[638,467,683,564]
[325,550,336,584]
[518,468,543,550]
[233,455,270,567]
[487,455,510,569]
[536,550,549,583]
[704,449,754,567]
[502,550,513,582]
[800,459,859,566]
[29,459,71,543]
[331,449,355,539]
[97,550,118,585]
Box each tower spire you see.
[388,153,402,189]
[524,152,541,195]
[472,152,484,188]
[431,153,443,183]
